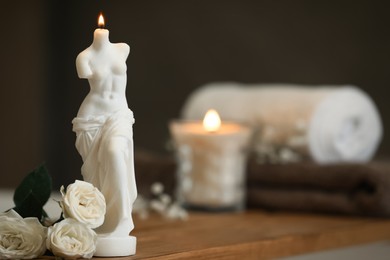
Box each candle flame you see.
[98,13,105,28]
[203,109,221,132]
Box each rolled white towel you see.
[181,83,383,164]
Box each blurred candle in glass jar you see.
[169,109,253,211]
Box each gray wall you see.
[1,0,389,188]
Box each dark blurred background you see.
[0,0,389,189]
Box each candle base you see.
[94,235,136,257]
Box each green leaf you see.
[13,164,52,218]
[13,192,44,219]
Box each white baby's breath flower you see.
[166,203,189,221]
[150,199,166,213]
[159,194,172,205]
[46,218,97,259]
[0,210,47,259]
[60,180,106,228]
[151,182,164,195]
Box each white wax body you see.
[170,121,253,209]
[74,28,136,256]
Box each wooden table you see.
[98,210,390,260]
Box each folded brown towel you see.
[134,150,390,217]
[247,161,390,217]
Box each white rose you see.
[60,180,106,228]
[0,210,47,259]
[46,218,97,259]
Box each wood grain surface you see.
[79,210,390,260]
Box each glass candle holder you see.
[169,120,253,211]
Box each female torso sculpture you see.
[76,29,128,117]
[72,28,137,256]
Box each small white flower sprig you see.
[134,182,188,221]
[0,164,106,259]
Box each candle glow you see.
[98,13,105,28]
[203,109,221,132]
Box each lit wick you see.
[98,13,105,29]
[203,109,221,133]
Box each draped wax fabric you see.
[72,109,137,235]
